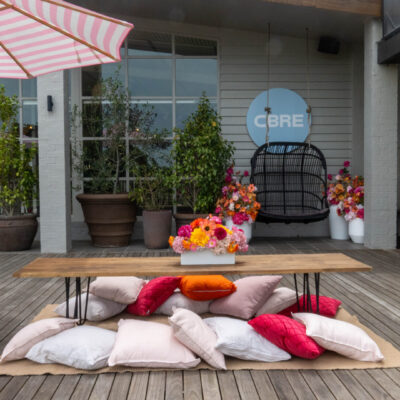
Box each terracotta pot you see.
[0,214,38,251]
[174,212,209,232]
[143,210,172,249]
[76,193,136,247]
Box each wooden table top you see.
[13,253,372,278]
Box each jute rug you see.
[0,305,399,376]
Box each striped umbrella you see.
[0,0,133,78]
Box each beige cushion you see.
[169,308,226,369]
[293,313,384,362]
[155,293,211,316]
[256,287,299,316]
[0,318,76,363]
[108,319,200,369]
[89,276,145,304]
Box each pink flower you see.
[339,169,344,175]
[215,206,222,214]
[327,174,333,180]
[214,227,227,240]
[172,236,185,254]
[178,225,192,238]
[210,216,222,224]
[225,175,232,183]
[226,167,234,175]
[222,186,228,194]
[357,208,364,220]
[344,161,350,168]
[207,238,217,248]
[232,212,249,225]
[243,170,249,177]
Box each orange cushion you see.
[179,275,236,301]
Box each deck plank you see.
[32,376,63,400]
[216,371,240,400]
[233,370,260,400]
[145,372,165,400]
[284,371,317,399]
[127,372,148,400]
[250,371,278,400]
[200,370,222,400]
[267,371,297,400]
[166,371,183,400]
[183,370,202,400]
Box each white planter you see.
[180,250,235,265]
[329,205,349,240]
[225,217,253,242]
[349,218,364,244]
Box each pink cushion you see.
[126,276,181,316]
[248,314,325,359]
[0,318,76,363]
[278,295,341,317]
[108,319,200,368]
[256,287,298,316]
[210,275,282,319]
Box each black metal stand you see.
[293,272,320,313]
[64,277,91,325]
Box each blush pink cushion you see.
[256,287,298,316]
[278,295,341,317]
[210,275,282,319]
[248,314,325,359]
[89,276,145,304]
[126,276,181,316]
[169,308,226,369]
[108,319,200,368]
[0,318,76,363]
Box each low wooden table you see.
[14,253,372,324]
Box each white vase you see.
[328,205,349,240]
[349,218,364,244]
[180,250,235,265]
[225,217,253,242]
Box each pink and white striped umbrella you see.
[0,0,133,78]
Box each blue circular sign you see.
[246,88,309,146]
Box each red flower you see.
[214,227,227,240]
[343,161,350,168]
[243,170,249,177]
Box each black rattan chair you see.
[250,142,329,224]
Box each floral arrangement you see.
[169,215,248,254]
[326,161,352,206]
[215,167,261,225]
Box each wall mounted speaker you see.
[318,37,340,55]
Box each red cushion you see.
[278,295,341,317]
[126,276,181,316]
[248,314,325,359]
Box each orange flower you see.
[248,184,256,193]
[190,218,202,229]
[183,240,191,250]
[168,236,174,247]
[235,204,240,209]
[227,243,239,253]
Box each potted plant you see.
[0,85,38,251]
[172,94,235,231]
[71,74,162,247]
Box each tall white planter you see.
[225,217,252,242]
[329,205,349,240]
[349,218,364,244]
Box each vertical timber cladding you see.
[219,29,353,176]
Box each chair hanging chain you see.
[265,23,271,145]
[305,27,312,146]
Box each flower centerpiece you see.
[215,167,260,241]
[169,215,248,265]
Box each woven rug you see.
[0,305,399,376]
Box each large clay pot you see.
[76,193,136,247]
[174,212,208,232]
[143,210,172,249]
[329,205,349,240]
[0,214,38,251]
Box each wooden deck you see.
[1,238,400,399]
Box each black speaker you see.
[318,36,340,55]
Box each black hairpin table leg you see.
[64,277,91,325]
[293,272,321,314]
[64,277,70,318]
[293,274,300,312]
[315,273,320,314]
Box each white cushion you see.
[256,287,299,316]
[108,319,200,369]
[26,326,116,370]
[204,317,291,362]
[169,308,226,369]
[155,293,211,316]
[292,313,384,362]
[55,293,126,322]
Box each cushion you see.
[293,313,384,362]
[169,308,226,369]
[155,293,211,316]
[126,276,181,316]
[55,293,126,322]
[204,317,291,362]
[278,295,341,317]
[256,287,299,316]
[0,318,76,363]
[89,276,145,304]
[108,319,200,369]
[26,326,116,370]
[179,275,236,301]
[209,275,282,319]
[248,314,325,359]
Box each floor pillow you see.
[278,295,341,317]
[154,293,211,316]
[26,325,116,370]
[0,318,76,363]
[169,308,226,369]
[55,293,126,322]
[204,316,291,362]
[108,319,200,369]
[126,276,181,316]
[293,312,384,362]
[89,276,145,304]
[248,314,325,359]
[209,275,282,319]
[256,287,299,316]
[179,275,236,301]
